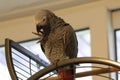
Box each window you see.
[76,29,91,80]
[115,29,120,80]
[0,29,91,80]
[112,10,120,80]
[0,47,11,80]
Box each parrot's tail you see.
[58,68,74,80]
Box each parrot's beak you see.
[32,24,44,37]
[36,24,44,34]
[31,24,45,43]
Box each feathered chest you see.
[45,30,64,48]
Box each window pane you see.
[116,30,120,61]
[76,29,91,80]
[0,47,11,80]
[76,30,91,57]
[115,30,120,80]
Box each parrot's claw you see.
[32,32,42,36]
[54,59,60,67]
[32,32,44,43]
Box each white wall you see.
[0,16,36,45]
[112,10,120,29]
[0,0,120,79]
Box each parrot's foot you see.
[32,32,44,43]
[52,59,60,69]
[32,32,42,36]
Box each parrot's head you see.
[35,16,47,34]
[34,9,66,37]
[34,10,54,36]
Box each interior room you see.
[0,0,120,80]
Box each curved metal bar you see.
[75,67,119,78]
[96,74,114,80]
[5,38,18,80]
[28,57,120,80]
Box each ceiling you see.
[0,0,99,21]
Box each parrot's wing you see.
[64,26,78,59]
[58,26,77,80]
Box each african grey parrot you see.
[33,10,78,80]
